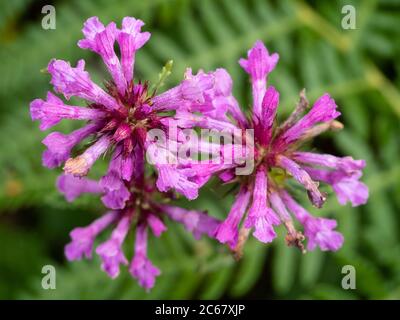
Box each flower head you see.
[183,41,368,254]
[30,17,369,292]
[61,174,221,289]
[30,16,224,201]
[31,16,224,290]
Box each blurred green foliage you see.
[0,0,399,299]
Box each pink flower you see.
[162,205,221,240]
[244,166,279,243]
[304,167,369,207]
[32,16,228,291]
[214,186,251,249]
[42,123,100,168]
[179,40,367,254]
[96,212,132,278]
[239,40,279,118]
[65,211,119,260]
[281,191,344,251]
[30,16,223,200]
[30,92,105,130]
[129,223,160,290]
[57,174,103,202]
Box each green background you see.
[0,0,399,299]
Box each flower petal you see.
[65,211,119,260]
[213,186,251,248]
[239,40,279,118]
[48,59,120,110]
[129,223,160,290]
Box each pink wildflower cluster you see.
[30,17,368,290]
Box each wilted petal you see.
[269,190,306,252]
[281,191,344,251]
[277,155,326,208]
[64,135,111,177]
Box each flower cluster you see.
[58,174,219,288]
[30,16,221,290]
[183,41,368,255]
[30,17,368,290]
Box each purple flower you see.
[78,18,126,94]
[64,135,111,177]
[48,59,120,110]
[155,164,199,200]
[181,40,368,254]
[162,205,221,240]
[57,174,103,202]
[269,190,305,252]
[117,17,151,84]
[244,166,279,243]
[30,16,222,200]
[281,191,344,251]
[239,40,279,118]
[293,152,365,172]
[213,186,251,249]
[151,68,214,112]
[31,16,232,290]
[273,94,340,150]
[129,223,160,290]
[42,123,100,168]
[99,147,132,209]
[65,211,119,260]
[31,17,370,291]
[146,213,167,237]
[253,86,279,146]
[60,168,222,289]
[96,212,132,278]
[305,167,369,207]
[30,92,105,131]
